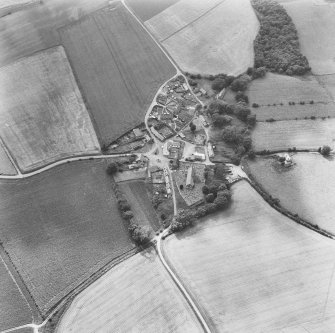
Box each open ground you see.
[246,153,335,234]
[164,180,335,332]
[0,46,100,172]
[0,159,134,314]
[145,0,259,75]
[60,3,176,146]
[57,249,203,333]
[252,118,335,151]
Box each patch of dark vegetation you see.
[251,0,310,75]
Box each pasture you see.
[0,159,134,314]
[145,0,259,75]
[0,143,17,175]
[318,74,335,102]
[0,256,32,331]
[164,181,335,332]
[246,153,335,234]
[60,3,176,145]
[252,119,335,151]
[119,180,160,231]
[57,249,203,333]
[0,46,100,172]
[281,0,335,75]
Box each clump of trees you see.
[230,74,251,92]
[251,0,310,75]
[106,162,118,175]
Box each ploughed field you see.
[246,153,335,234]
[60,3,176,146]
[57,249,203,333]
[0,256,32,331]
[145,0,259,75]
[252,118,335,151]
[0,46,100,172]
[0,159,134,314]
[164,181,335,332]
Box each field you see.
[0,159,134,314]
[281,0,335,75]
[318,74,335,102]
[57,249,203,333]
[164,181,335,332]
[248,73,335,120]
[60,3,176,145]
[0,256,32,331]
[252,119,335,151]
[0,143,17,175]
[119,180,160,231]
[0,0,40,17]
[0,46,100,172]
[246,153,335,234]
[145,0,259,75]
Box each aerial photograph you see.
[0,0,334,332]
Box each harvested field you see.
[282,0,335,74]
[126,0,179,21]
[60,4,176,145]
[248,73,335,120]
[246,153,335,234]
[0,143,16,175]
[145,0,259,75]
[119,180,160,231]
[0,159,134,314]
[164,180,335,332]
[318,74,335,102]
[252,119,335,151]
[57,249,203,333]
[0,46,100,172]
[0,0,108,66]
[0,256,32,331]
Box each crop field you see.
[0,256,32,331]
[57,249,203,333]
[119,180,160,231]
[248,73,335,120]
[60,4,176,145]
[0,143,17,175]
[281,0,335,75]
[145,0,259,75]
[0,159,134,314]
[318,74,335,102]
[0,46,100,172]
[252,119,335,151]
[164,181,335,333]
[247,153,335,234]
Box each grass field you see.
[60,3,176,145]
[0,159,134,314]
[0,143,17,175]
[252,119,335,151]
[248,73,335,120]
[119,180,160,231]
[281,0,335,75]
[318,74,335,102]
[164,181,335,332]
[0,46,100,172]
[0,256,32,331]
[57,248,203,333]
[145,0,259,75]
[246,153,335,234]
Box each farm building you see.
[186,166,194,189]
[207,143,214,158]
[199,115,209,127]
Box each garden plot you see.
[0,159,134,314]
[57,249,203,333]
[282,0,335,74]
[252,119,335,151]
[145,0,259,75]
[164,180,335,333]
[60,3,175,146]
[0,46,100,172]
[247,153,335,234]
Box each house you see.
[133,128,144,138]
[178,132,186,139]
[207,143,214,158]
[186,166,194,189]
[182,83,189,91]
[193,152,206,161]
[200,88,207,95]
[199,115,209,127]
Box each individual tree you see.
[202,185,209,195]
[122,210,134,220]
[189,122,196,133]
[214,194,228,208]
[119,201,131,212]
[206,193,215,203]
[106,162,118,175]
[321,145,331,156]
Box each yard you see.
[0,46,100,172]
[0,159,134,314]
[145,0,259,75]
[252,118,335,151]
[60,3,176,146]
[164,180,335,332]
[57,249,203,333]
[246,153,335,234]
